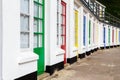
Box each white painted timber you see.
[0,0,2,79]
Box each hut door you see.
[33,0,44,75]
[61,1,66,64]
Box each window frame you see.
[33,0,44,48]
[57,0,60,47]
[56,0,66,48]
[20,0,31,50]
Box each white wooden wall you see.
[0,0,2,79]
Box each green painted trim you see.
[89,20,91,44]
[108,28,110,45]
[34,0,44,75]
[34,1,43,6]
[34,17,43,20]
[34,32,43,34]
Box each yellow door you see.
[75,10,79,57]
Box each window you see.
[34,0,43,48]
[21,0,29,14]
[20,0,30,48]
[57,0,66,47]
[57,0,60,46]
[83,16,86,46]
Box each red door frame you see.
[61,1,66,64]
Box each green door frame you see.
[89,20,91,44]
[34,0,45,75]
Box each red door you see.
[61,1,66,64]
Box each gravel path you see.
[43,47,120,80]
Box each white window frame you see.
[57,0,63,47]
[20,0,33,51]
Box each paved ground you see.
[42,47,120,80]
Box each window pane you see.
[39,35,42,47]
[34,3,39,17]
[34,34,38,48]
[20,33,29,48]
[63,27,65,35]
[60,25,63,35]
[39,20,42,32]
[21,0,29,13]
[62,6,65,15]
[39,0,42,4]
[62,16,65,25]
[60,26,63,45]
[34,19,38,32]
[60,35,62,45]
[57,0,59,45]
[39,5,42,18]
[60,35,65,45]
[20,15,29,31]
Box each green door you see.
[89,20,91,45]
[33,0,44,75]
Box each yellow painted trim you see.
[75,10,79,47]
[74,10,79,58]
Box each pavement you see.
[39,47,120,80]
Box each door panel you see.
[61,1,66,64]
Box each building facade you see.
[0,0,120,80]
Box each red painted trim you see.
[61,1,66,64]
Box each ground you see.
[41,47,120,80]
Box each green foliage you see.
[97,0,120,18]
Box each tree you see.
[97,0,120,18]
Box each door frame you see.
[33,0,45,75]
[61,1,66,64]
